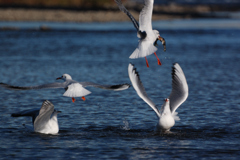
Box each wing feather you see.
[0,82,65,90]
[128,63,160,118]
[115,0,139,30]
[80,82,130,91]
[139,0,154,32]
[168,63,189,114]
[11,108,39,124]
[34,100,54,132]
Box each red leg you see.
[145,57,149,68]
[72,97,76,103]
[82,96,86,101]
[154,52,162,66]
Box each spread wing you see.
[128,63,160,118]
[0,82,66,90]
[168,63,189,114]
[80,82,130,91]
[115,0,139,30]
[139,0,154,32]
[34,100,54,132]
[11,108,39,124]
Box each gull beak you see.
[158,36,166,52]
[165,98,169,102]
[56,76,62,80]
[54,109,61,114]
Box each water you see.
[0,19,240,159]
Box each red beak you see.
[56,77,62,80]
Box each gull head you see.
[153,29,160,37]
[52,109,61,117]
[56,74,72,81]
[160,98,171,116]
[153,30,166,51]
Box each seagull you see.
[11,100,61,134]
[115,0,166,68]
[0,73,130,103]
[128,63,188,133]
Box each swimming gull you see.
[128,63,188,133]
[11,100,61,134]
[0,73,130,102]
[115,0,166,67]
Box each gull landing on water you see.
[11,100,61,134]
[115,0,166,68]
[128,63,188,133]
[0,73,130,103]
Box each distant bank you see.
[0,1,239,22]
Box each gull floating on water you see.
[0,73,130,103]
[115,0,166,68]
[128,63,188,133]
[11,100,61,134]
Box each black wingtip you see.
[0,82,30,90]
[129,63,143,86]
[109,83,131,90]
[11,113,20,117]
[172,62,178,78]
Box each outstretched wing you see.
[168,63,189,114]
[139,0,154,32]
[0,82,65,90]
[80,82,130,91]
[115,0,139,30]
[34,100,54,132]
[128,63,160,118]
[11,108,39,124]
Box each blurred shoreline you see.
[0,2,240,23]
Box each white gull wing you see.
[168,63,189,114]
[130,39,157,58]
[139,0,154,33]
[34,100,55,133]
[63,83,91,97]
[115,0,139,30]
[0,82,66,90]
[128,63,161,118]
[80,82,130,91]
[11,108,39,124]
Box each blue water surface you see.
[0,19,240,159]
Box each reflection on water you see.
[1,19,240,31]
[0,19,240,159]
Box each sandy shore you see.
[0,8,186,22]
[0,6,211,22]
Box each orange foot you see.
[72,97,76,103]
[82,96,86,101]
[145,57,149,68]
[154,52,162,66]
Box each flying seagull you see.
[11,100,61,134]
[128,63,188,133]
[0,73,130,103]
[115,0,166,67]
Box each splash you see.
[121,119,130,131]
